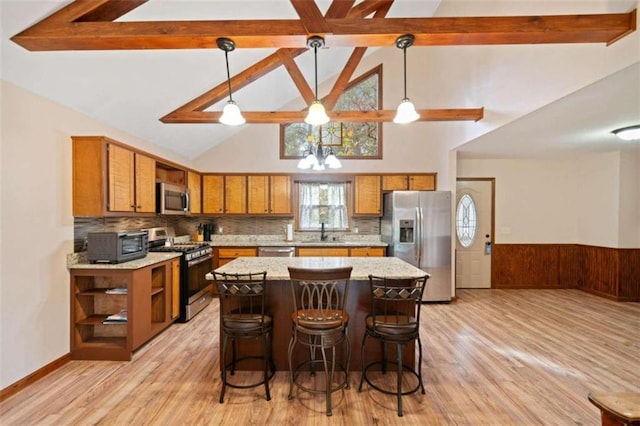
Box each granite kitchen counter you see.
[67,252,181,270]
[207,256,426,281]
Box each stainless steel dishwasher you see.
[258,246,296,257]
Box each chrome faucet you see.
[320,222,328,241]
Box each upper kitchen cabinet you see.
[187,171,202,214]
[224,175,246,214]
[247,175,292,215]
[202,175,224,214]
[354,175,381,216]
[73,136,156,216]
[382,174,436,191]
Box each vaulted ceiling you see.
[3,0,638,160]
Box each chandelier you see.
[297,141,342,170]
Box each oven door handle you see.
[187,254,212,268]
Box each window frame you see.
[280,64,383,161]
[293,177,353,232]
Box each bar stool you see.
[212,271,274,403]
[358,274,429,417]
[287,266,352,416]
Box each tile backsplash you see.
[74,216,380,252]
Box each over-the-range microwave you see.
[157,182,190,215]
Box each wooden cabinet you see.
[187,171,202,214]
[382,174,436,191]
[69,259,176,361]
[349,247,386,257]
[297,247,350,257]
[73,136,156,216]
[171,259,180,320]
[216,247,257,267]
[248,175,292,215]
[224,176,247,214]
[354,175,381,216]
[202,175,224,214]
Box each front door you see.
[455,179,494,289]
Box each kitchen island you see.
[207,256,428,371]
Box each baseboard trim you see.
[0,353,71,402]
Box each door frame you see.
[455,177,496,288]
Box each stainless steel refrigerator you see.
[382,191,452,302]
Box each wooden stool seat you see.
[588,392,640,425]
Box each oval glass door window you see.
[456,194,477,247]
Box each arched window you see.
[456,194,477,248]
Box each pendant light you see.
[217,37,245,126]
[612,124,640,141]
[393,34,420,124]
[304,36,330,126]
[297,141,341,170]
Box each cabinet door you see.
[354,175,381,215]
[188,171,202,214]
[247,175,268,214]
[134,153,156,213]
[297,247,350,257]
[382,175,408,191]
[270,175,292,215]
[409,174,436,190]
[350,247,386,257]
[108,144,135,212]
[171,259,180,320]
[202,175,224,214]
[225,176,247,214]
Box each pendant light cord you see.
[402,45,407,99]
[313,44,319,101]
[225,49,233,102]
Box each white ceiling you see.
[1,0,639,160]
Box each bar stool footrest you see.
[223,355,275,390]
[290,359,349,396]
[360,360,422,396]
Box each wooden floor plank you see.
[1,289,638,424]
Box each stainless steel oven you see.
[146,227,213,322]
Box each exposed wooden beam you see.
[12,12,636,51]
[325,0,357,19]
[290,0,331,34]
[161,48,307,118]
[277,49,315,105]
[73,0,148,22]
[161,108,484,124]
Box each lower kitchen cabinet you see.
[349,247,386,257]
[215,247,257,268]
[70,259,176,361]
[297,247,350,257]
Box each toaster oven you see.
[87,231,148,264]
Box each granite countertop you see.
[207,235,387,248]
[207,256,427,281]
[67,252,181,270]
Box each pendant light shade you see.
[393,34,419,124]
[217,37,245,126]
[612,124,640,141]
[304,36,330,126]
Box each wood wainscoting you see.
[492,244,640,301]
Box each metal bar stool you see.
[287,266,352,416]
[212,271,274,403]
[358,274,429,417]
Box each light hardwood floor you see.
[1,289,638,425]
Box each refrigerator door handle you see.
[416,207,422,265]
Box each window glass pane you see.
[299,182,348,230]
[456,194,477,248]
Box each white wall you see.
[0,80,191,389]
[457,149,640,248]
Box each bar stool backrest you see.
[367,275,429,338]
[288,267,352,329]
[213,271,269,335]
